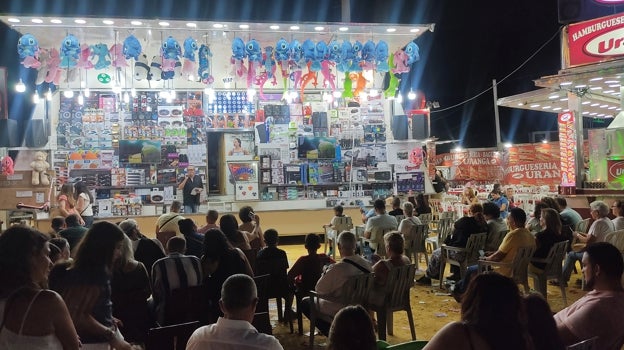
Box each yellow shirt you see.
[497,227,536,276]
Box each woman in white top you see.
[0,225,80,350]
[74,181,94,228]
[611,199,624,231]
[397,202,422,262]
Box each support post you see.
[493,79,501,150]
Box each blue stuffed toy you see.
[337,40,353,72]
[405,42,420,65]
[122,34,142,60]
[349,41,363,72]
[60,34,80,69]
[182,37,198,78]
[375,41,389,72]
[231,37,247,78]
[198,44,214,84]
[360,40,376,70]
[89,43,111,70]
[18,33,40,68]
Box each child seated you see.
[256,229,294,321]
[323,205,346,256]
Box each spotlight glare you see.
[407,91,416,100]
[504,142,512,148]
[32,93,40,104]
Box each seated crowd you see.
[0,192,623,350]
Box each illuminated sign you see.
[593,0,624,4]
[558,112,577,186]
[567,13,624,66]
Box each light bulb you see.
[78,94,84,105]
[187,74,194,81]
[63,90,74,98]
[247,88,257,97]
[159,90,169,99]
[32,93,39,104]
[123,92,130,103]
[84,87,90,97]
[130,87,137,98]
[224,82,231,89]
[369,89,379,97]
[396,94,403,103]
[166,95,173,103]
[15,79,26,93]
[46,89,53,101]
[408,90,416,100]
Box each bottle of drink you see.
[362,241,373,262]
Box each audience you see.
[155,200,184,236]
[220,214,252,250]
[397,202,422,263]
[611,199,624,230]
[151,236,202,326]
[524,293,565,350]
[56,183,83,226]
[239,206,265,250]
[483,201,508,251]
[525,202,548,235]
[326,305,376,350]
[414,193,432,216]
[418,203,487,285]
[119,218,165,278]
[369,232,411,310]
[74,181,94,228]
[58,213,87,253]
[300,231,372,336]
[323,205,348,256]
[529,208,568,274]
[424,273,531,350]
[555,196,583,230]
[561,200,615,287]
[256,229,293,320]
[489,190,509,219]
[460,186,479,205]
[111,234,152,346]
[177,218,205,259]
[49,237,71,264]
[198,209,220,234]
[201,228,253,324]
[0,225,80,349]
[388,196,404,217]
[50,216,66,236]
[49,221,133,350]
[186,274,284,350]
[364,199,399,254]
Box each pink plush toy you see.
[109,43,128,68]
[42,48,63,86]
[1,156,14,176]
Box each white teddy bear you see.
[30,151,50,186]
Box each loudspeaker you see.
[411,114,429,140]
[0,119,18,147]
[391,115,408,140]
[25,119,48,147]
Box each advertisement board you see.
[567,12,624,66]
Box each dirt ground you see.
[272,240,587,349]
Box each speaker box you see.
[0,119,19,147]
[25,119,48,148]
[411,114,429,140]
[391,115,408,140]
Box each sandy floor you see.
[270,239,587,349]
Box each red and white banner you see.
[558,112,577,186]
[607,160,624,182]
[435,149,504,182]
[504,143,561,186]
[567,12,624,66]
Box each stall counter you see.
[35,207,365,238]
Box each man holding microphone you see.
[178,166,203,213]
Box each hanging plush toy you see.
[150,56,162,81]
[17,34,40,69]
[1,156,14,176]
[90,43,111,70]
[60,34,80,69]
[405,42,420,65]
[255,46,277,100]
[360,40,376,71]
[36,48,62,86]
[349,41,363,72]
[375,41,389,73]
[76,44,93,69]
[392,49,410,74]
[231,37,247,78]
[312,41,327,72]
[161,36,181,79]
[337,40,353,73]
[122,34,142,60]
[182,37,198,78]
[134,54,150,81]
[246,39,262,88]
[327,40,341,64]
[289,39,304,88]
[275,38,290,77]
[384,53,399,98]
[109,43,128,68]
[197,44,214,85]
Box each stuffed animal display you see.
[1,156,14,176]
[17,34,41,69]
[30,151,50,186]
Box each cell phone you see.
[249,211,256,219]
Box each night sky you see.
[0,0,566,149]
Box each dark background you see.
[0,0,615,150]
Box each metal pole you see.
[341,0,351,23]
[493,79,502,149]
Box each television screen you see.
[118,140,161,164]
[297,136,336,159]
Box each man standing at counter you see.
[178,166,203,213]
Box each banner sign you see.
[504,143,561,185]
[607,160,624,183]
[558,112,577,186]
[567,12,624,66]
[434,149,504,181]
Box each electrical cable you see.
[431,25,564,114]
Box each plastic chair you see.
[146,321,200,350]
[418,213,432,227]
[425,217,453,254]
[377,339,428,350]
[529,240,569,305]
[163,285,203,326]
[438,232,487,288]
[394,214,406,223]
[308,273,375,348]
[605,229,624,252]
[367,264,417,341]
[575,218,591,234]
[478,245,536,293]
[566,336,598,350]
[253,274,272,335]
[256,258,294,333]
[406,224,429,269]
[324,216,353,259]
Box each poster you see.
[224,132,255,161]
[434,148,504,181]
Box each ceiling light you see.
[559,98,568,101]
[102,20,114,25]
[574,84,587,88]
[270,25,280,30]
[609,84,621,88]
[314,26,325,31]
[590,103,600,106]
[290,25,300,30]
[548,95,559,99]
[63,90,74,98]
[605,80,619,84]
[553,107,562,111]
[46,89,52,101]
[560,81,573,86]
[582,101,591,105]
[50,19,62,24]
[542,106,552,109]
[213,23,225,28]
[74,19,86,24]
[590,112,598,116]
[517,103,523,106]
[582,111,590,115]
[598,113,605,117]
[386,28,397,32]
[32,93,40,104]
[159,21,170,27]
[542,139,548,144]
[31,18,43,24]
[186,22,197,28]
[454,147,462,152]
[604,90,616,93]
[410,28,420,33]
[7,18,20,23]
[609,106,617,110]
[407,90,416,100]
[530,104,540,108]
[339,27,349,31]
[590,86,602,90]
[131,20,142,26]
[600,104,609,108]
[589,77,603,81]
[238,24,249,29]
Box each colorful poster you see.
[504,143,561,186]
[567,12,624,67]
[434,148,503,181]
[224,132,255,161]
[558,112,577,186]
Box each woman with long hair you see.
[327,305,376,350]
[424,273,531,350]
[524,293,565,350]
[200,228,253,324]
[57,184,84,226]
[0,225,80,349]
[530,208,568,274]
[219,214,251,250]
[526,202,548,235]
[414,193,432,216]
[73,181,94,227]
[49,222,133,350]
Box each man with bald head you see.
[186,274,283,350]
[178,165,203,213]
